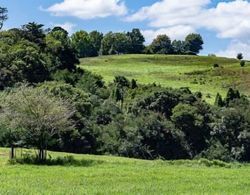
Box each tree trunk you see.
[10,145,15,159]
[38,148,47,162]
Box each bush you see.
[9,154,103,166]
[213,63,219,68]
[240,60,245,67]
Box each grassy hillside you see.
[1,148,250,194]
[81,54,250,103]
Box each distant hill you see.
[81,54,250,103]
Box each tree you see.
[150,35,172,54]
[215,93,224,107]
[240,60,245,67]
[172,40,187,54]
[22,22,46,48]
[237,53,243,60]
[0,32,50,88]
[0,85,75,161]
[225,88,240,106]
[46,26,79,71]
[0,7,8,30]
[127,28,145,54]
[89,31,103,56]
[171,103,211,157]
[185,33,203,54]
[71,30,92,58]
[100,32,130,55]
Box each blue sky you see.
[1,0,250,58]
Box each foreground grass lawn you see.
[1,148,250,194]
[81,54,250,103]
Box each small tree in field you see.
[237,53,243,60]
[240,60,245,67]
[0,85,75,161]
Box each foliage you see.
[150,35,172,54]
[127,28,145,54]
[0,85,75,161]
[71,30,93,58]
[185,33,204,54]
[240,60,245,67]
[0,7,7,30]
[237,53,243,60]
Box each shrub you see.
[213,63,219,68]
[240,60,245,67]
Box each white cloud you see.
[217,40,250,59]
[53,22,76,34]
[47,0,127,19]
[127,0,210,28]
[127,0,250,58]
[142,25,195,45]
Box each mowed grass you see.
[1,148,250,194]
[80,54,250,103]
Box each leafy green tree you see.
[171,103,211,157]
[0,7,7,30]
[0,85,75,161]
[172,40,187,54]
[114,76,130,88]
[127,28,145,54]
[150,35,172,54]
[225,88,240,106]
[89,30,103,56]
[22,22,46,48]
[0,34,49,88]
[46,27,79,71]
[237,53,243,60]
[185,33,203,54]
[100,32,130,55]
[39,82,97,153]
[211,107,250,161]
[71,30,92,58]
[131,79,138,89]
[240,60,245,67]
[215,93,224,107]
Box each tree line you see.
[71,30,204,57]
[0,7,249,163]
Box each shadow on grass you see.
[9,155,104,167]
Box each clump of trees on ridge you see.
[0,7,249,163]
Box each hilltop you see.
[81,54,250,102]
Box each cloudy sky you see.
[2,0,250,58]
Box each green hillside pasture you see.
[81,55,250,103]
[0,148,250,194]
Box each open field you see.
[1,148,250,194]
[81,54,250,103]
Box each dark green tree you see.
[225,88,240,106]
[89,30,103,56]
[46,26,79,71]
[237,53,243,60]
[71,30,92,58]
[215,93,224,107]
[185,33,203,54]
[127,28,145,54]
[172,40,187,54]
[150,35,172,54]
[22,22,46,48]
[0,7,7,30]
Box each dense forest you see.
[0,7,249,163]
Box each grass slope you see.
[81,54,250,103]
[1,148,250,194]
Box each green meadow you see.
[81,54,250,103]
[1,148,250,194]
